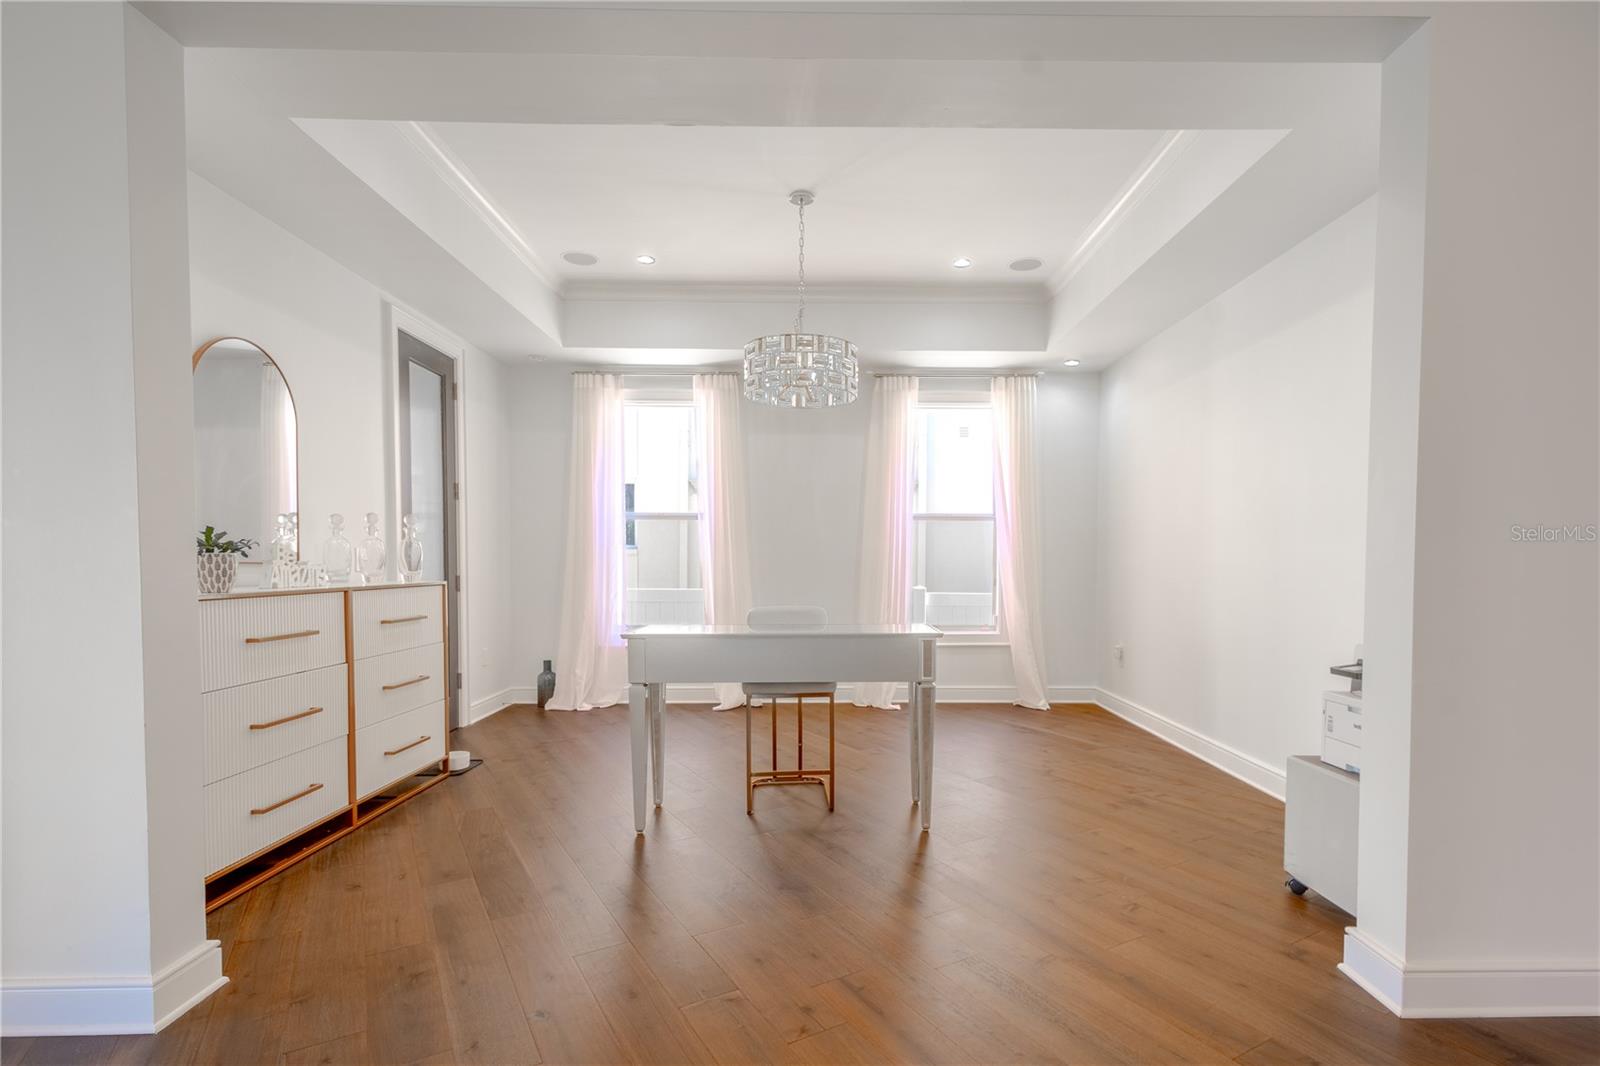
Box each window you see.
[622,402,703,625]
[913,403,997,631]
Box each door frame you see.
[384,301,469,730]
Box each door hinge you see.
[455,671,463,690]
[452,481,460,501]
[451,381,458,402]
[453,574,462,593]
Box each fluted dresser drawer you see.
[203,664,349,784]
[199,592,346,692]
[355,700,446,799]
[353,643,445,730]
[350,586,443,660]
[203,735,349,875]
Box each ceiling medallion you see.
[742,190,859,408]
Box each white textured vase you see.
[197,553,239,595]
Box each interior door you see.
[397,330,462,727]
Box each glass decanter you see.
[357,512,386,585]
[399,513,425,582]
[323,513,354,583]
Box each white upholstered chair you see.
[742,606,836,813]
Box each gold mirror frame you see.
[192,336,301,559]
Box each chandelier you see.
[742,190,860,408]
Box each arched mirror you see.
[192,337,299,557]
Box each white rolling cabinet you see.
[1284,755,1359,915]
[199,582,448,911]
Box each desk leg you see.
[630,683,648,833]
[907,680,921,805]
[918,682,935,831]
[649,683,665,808]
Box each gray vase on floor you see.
[537,660,555,707]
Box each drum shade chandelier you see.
[742,190,860,408]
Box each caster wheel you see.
[1286,877,1309,896]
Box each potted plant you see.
[196,526,258,595]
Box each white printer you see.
[1321,655,1363,774]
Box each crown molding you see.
[560,280,1050,305]
[401,121,559,290]
[1052,128,1194,293]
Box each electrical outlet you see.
[1113,643,1124,664]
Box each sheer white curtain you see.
[992,375,1049,709]
[693,373,754,710]
[856,375,919,709]
[549,373,628,710]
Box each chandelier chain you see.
[795,198,806,334]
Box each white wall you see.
[505,368,1101,702]
[1349,5,1598,1018]
[188,174,518,725]
[190,173,389,533]
[461,347,518,717]
[1096,198,1376,795]
[2,3,220,1034]
[508,366,575,693]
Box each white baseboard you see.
[1,939,225,1037]
[1341,929,1600,1018]
[1093,687,1286,800]
[466,685,537,724]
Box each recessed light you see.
[1010,258,1043,272]
[951,257,973,269]
[562,251,598,266]
[1063,359,1081,367]
[635,254,657,265]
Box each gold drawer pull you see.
[249,706,324,731]
[379,614,428,625]
[250,782,323,816]
[384,735,431,757]
[244,628,320,645]
[382,674,430,692]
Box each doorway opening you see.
[397,329,462,727]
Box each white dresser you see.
[199,582,448,909]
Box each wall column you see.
[1350,3,1599,1017]
[1,2,220,1034]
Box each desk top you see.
[623,623,943,639]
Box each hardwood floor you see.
[6,702,1597,1066]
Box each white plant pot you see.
[197,553,239,595]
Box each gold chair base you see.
[746,692,836,814]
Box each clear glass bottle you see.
[399,513,424,582]
[267,512,294,588]
[323,513,354,583]
[357,512,386,585]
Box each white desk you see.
[621,624,943,833]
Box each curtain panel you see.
[992,374,1050,709]
[855,375,919,709]
[693,373,754,710]
[549,372,629,710]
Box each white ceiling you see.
[421,123,1168,286]
[153,2,1394,369]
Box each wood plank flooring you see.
[6,702,1597,1066]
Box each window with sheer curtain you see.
[912,403,998,632]
[621,402,703,624]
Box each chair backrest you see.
[747,605,828,628]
